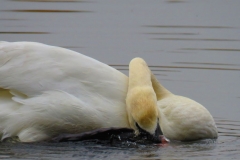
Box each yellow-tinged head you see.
[126,86,162,142]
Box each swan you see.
[0,41,218,142]
[127,58,218,141]
[150,69,218,141]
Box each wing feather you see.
[0,42,129,141]
[0,42,128,99]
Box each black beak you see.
[151,122,163,143]
[136,122,163,143]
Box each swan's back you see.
[0,42,129,142]
[0,41,127,98]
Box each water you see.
[1,0,240,159]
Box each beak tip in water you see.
[160,135,170,144]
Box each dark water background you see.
[1,0,240,159]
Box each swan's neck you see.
[128,59,152,89]
[126,58,159,134]
[128,58,172,100]
[151,73,172,100]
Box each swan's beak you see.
[151,123,163,143]
[136,122,165,143]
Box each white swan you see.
[0,41,218,142]
[127,58,218,142]
[150,65,218,141]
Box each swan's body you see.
[157,95,217,141]
[0,41,129,142]
[0,41,218,142]
[150,65,218,141]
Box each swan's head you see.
[126,87,162,143]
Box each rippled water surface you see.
[1,0,240,159]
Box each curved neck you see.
[151,73,172,100]
[128,58,152,90]
[128,57,172,100]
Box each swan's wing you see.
[0,41,128,100]
[0,41,129,141]
[1,90,112,142]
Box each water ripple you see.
[110,64,240,72]
[174,62,239,67]
[2,9,92,13]
[0,18,22,21]
[143,32,198,35]
[166,0,186,3]
[152,38,240,42]
[0,31,49,34]
[0,118,238,160]
[10,0,86,2]
[182,48,240,52]
[109,64,180,73]
[215,118,240,138]
[143,25,234,29]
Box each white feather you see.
[0,42,129,142]
[157,95,218,141]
